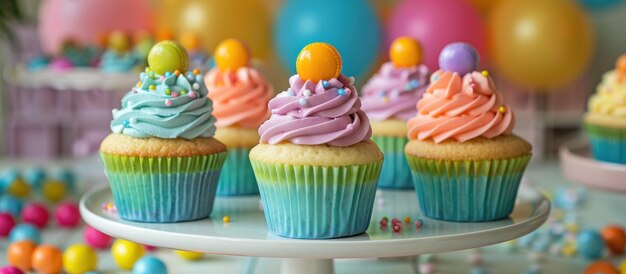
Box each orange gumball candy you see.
[389,36,423,68]
[296,42,342,82]
[7,240,37,271]
[215,38,250,71]
[32,244,63,274]
[601,225,626,254]
[585,261,619,274]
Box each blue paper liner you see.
[407,155,531,222]
[371,135,413,189]
[585,123,626,164]
[101,153,226,223]
[217,147,259,196]
[251,161,382,239]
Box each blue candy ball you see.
[577,230,605,259]
[0,169,20,192]
[55,168,75,192]
[24,167,46,189]
[0,195,23,217]
[9,223,41,244]
[133,256,167,274]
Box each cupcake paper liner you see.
[217,147,259,196]
[100,152,226,223]
[406,155,531,222]
[251,160,382,239]
[371,135,413,189]
[584,122,626,164]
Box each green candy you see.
[147,41,189,75]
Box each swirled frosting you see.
[110,69,216,139]
[99,50,137,73]
[258,74,372,147]
[361,62,429,121]
[205,67,273,128]
[588,71,626,117]
[407,71,514,143]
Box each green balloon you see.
[147,41,189,75]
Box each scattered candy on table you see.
[0,212,16,237]
[63,244,98,274]
[601,224,626,254]
[84,225,113,249]
[0,195,23,217]
[31,244,63,274]
[133,256,168,274]
[7,240,37,271]
[43,180,67,203]
[55,201,80,228]
[578,230,606,260]
[174,250,204,261]
[112,239,146,270]
[23,167,46,189]
[9,224,41,244]
[7,178,30,199]
[584,261,620,274]
[0,266,24,274]
[22,202,49,229]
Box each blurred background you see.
[0,0,624,160]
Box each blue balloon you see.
[9,224,41,244]
[580,0,624,9]
[274,0,381,80]
[133,256,168,274]
[577,230,605,259]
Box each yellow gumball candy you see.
[175,250,204,261]
[63,244,98,274]
[43,180,66,203]
[296,42,342,82]
[390,36,422,68]
[111,239,145,270]
[148,41,189,75]
[108,31,130,54]
[214,39,250,71]
[8,178,30,198]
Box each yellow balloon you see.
[160,0,271,59]
[488,0,593,90]
[467,0,502,16]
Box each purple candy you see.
[438,42,479,76]
[0,266,24,274]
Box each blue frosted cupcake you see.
[584,54,626,164]
[405,43,532,222]
[361,37,429,189]
[99,41,226,223]
[250,43,382,239]
[205,39,274,196]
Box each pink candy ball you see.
[0,266,24,274]
[55,202,80,228]
[22,203,49,229]
[144,245,157,252]
[0,213,16,237]
[84,225,113,249]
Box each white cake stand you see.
[80,185,549,274]
[560,138,626,193]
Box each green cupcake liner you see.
[217,147,259,195]
[407,155,531,222]
[371,135,413,189]
[584,122,626,164]
[100,152,226,223]
[251,160,382,239]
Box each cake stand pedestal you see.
[560,138,626,193]
[80,186,549,274]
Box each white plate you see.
[80,186,549,259]
[559,138,626,193]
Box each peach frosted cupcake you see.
[405,43,531,222]
[205,39,274,195]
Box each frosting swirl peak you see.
[588,71,626,117]
[258,74,372,147]
[407,71,514,143]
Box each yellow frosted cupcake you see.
[205,39,274,195]
[583,54,626,164]
[250,43,383,239]
[100,41,227,223]
[405,43,531,222]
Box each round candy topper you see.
[214,38,251,71]
[616,54,626,82]
[438,42,479,76]
[108,31,130,54]
[180,32,201,51]
[296,42,342,82]
[148,41,189,75]
[390,36,422,68]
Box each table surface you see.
[1,157,625,273]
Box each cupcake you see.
[361,37,429,189]
[100,41,227,223]
[584,54,626,164]
[250,43,383,239]
[205,39,274,195]
[405,43,532,222]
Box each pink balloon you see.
[38,0,153,54]
[387,0,487,69]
